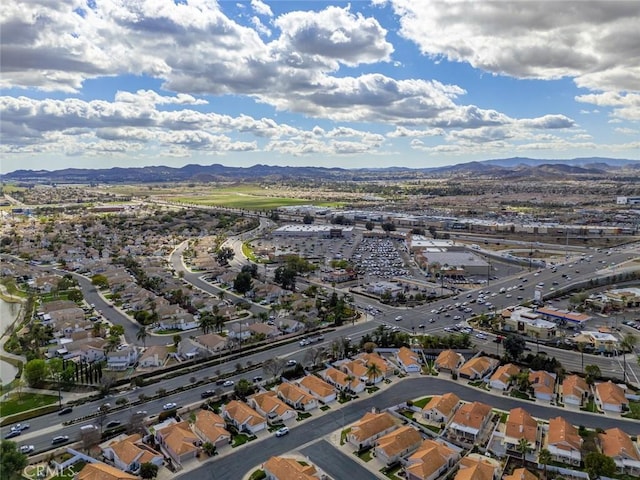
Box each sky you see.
[1,0,639,174]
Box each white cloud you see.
[387,0,640,93]
[251,0,273,17]
[575,92,640,120]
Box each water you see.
[0,298,22,384]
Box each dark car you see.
[105,421,121,429]
[253,376,263,383]
[58,407,73,415]
[201,390,216,399]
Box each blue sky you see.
[1,0,639,174]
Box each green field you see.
[0,392,59,416]
[172,194,325,210]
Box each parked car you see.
[275,427,289,437]
[51,435,69,445]
[19,445,35,454]
[163,402,177,410]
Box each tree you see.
[202,442,216,456]
[110,325,125,337]
[381,222,396,233]
[516,437,532,466]
[1,440,28,479]
[216,246,235,265]
[136,326,148,347]
[620,333,637,382]
[139,462,159,479]
[263,357,286,380]
[302,213,314,224]
[365,362,383,385]
[233,378,254,399]
[198,312,215,335]
[80,427,101,452]
[48,358,65,407]
[585,364,601,386]
[365,221,374,231]
[234,271,253,294]
[304,347,326,368]
[428,225,438,238]
[91,274,109,289]
[24,359,48,387]
[538,448,552,480]
[584,451,616,479]
[503,334,526,361]
[274,265,297,291]
[173,334,181,349]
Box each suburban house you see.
[276,382,318,411]
[77,463,139,480]
[347,411,398,450]
[220,400,267,435]
[263,456,319,480]
[594,381,628,413]
[434,350,465,373]
[227,323,252,342]
[78,340,106,363]
[358,352,394,379]
[297,375,337,404]
[404,439,460,480]
[138,345,168,368]
[546,416,583,466]
[192,410,231,449]
[453,455,499,480]
[503,408,539,455]
[247,322,281,339]
[155,420,200,466]
[503,468,539,480]
[247,391,297,425]
[561,375,590,407]
[101,433,163,474]
[321,367,365,394]
[447,401,493,444]
[193,333,228,354]
[177,338,207,360]
[396,347,421,373]
[421,392,460,424]
[598,427,640,476]
[106,346,138,371]
[528,370,557,401]
[458,356,498,380]
[374,425,423,466]
[489,363,520,391]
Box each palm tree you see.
[539,448,552,480]
[105,335,120,354]
[516,437,532,466]
[136,326,148,347]
[198,312,215,335]
[365,362,383,385]
[576,342,586,373]
[343,374,355,394]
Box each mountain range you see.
[1,157,638,184]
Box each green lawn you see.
[356,448,373,462]
[623,401,640,420]
[0,392,59,416]
[296,412,312,421]
[412,397,432,409]
[232,433,252,447]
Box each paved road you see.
[176,376,640,480]
[300,440,376,480]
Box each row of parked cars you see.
[623,320,640,331]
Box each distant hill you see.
[1,157,638,184]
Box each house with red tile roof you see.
[503,408,539,454]
[297,374,337,404]
[375,426,423,466]
[421,392,460,424]
[77,463,139,480]
[447,401,493,444]
[434,350,465,373]
[458,356,498,380]
[347,411,398,450]
[220,400,266,434]
[594,381,628,412]
[453,455,499,480]
[192,410,231,449]
[263,456,319,480]
[247,391,297,424]
[404,439,460,480]
[276,382,318,411]
[503,468,538,480]
[396,347,421,373]
[102,433,163,474]
[546,416,583,466]
[155,420,199,466]
[598,427,640,476]
[528,370,556,401]
[321,367,365,394]
[561,375,590,407]
[489,363,519,391]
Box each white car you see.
[286,359,297,367]
[162,402,177,410]
[223,380,235,387]
[19,445,35,454]
[475,333,488,340]
[275,427,289,437]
